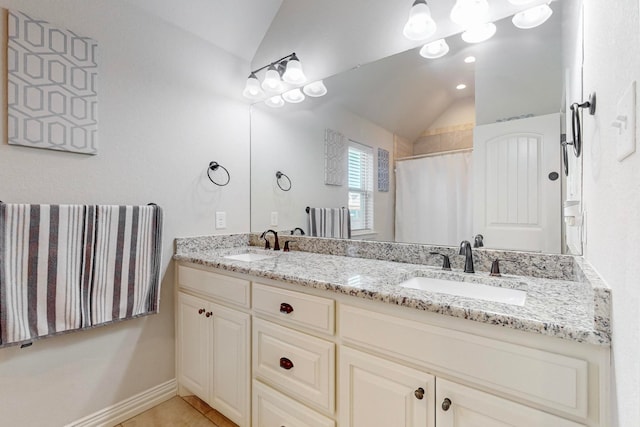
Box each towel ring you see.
[207,161,230,186]
[276,171,292,191]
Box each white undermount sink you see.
[223,253,276,262]
[399,276,526,306]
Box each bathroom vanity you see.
[173,235,610,427]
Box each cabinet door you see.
[339,347,435,427]
[177,292,210,400]
[436,379,586,427]
[210,302,250,427]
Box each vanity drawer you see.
[340,305,589,419]
[253,380,335,427]
[253,282,335,334]
[253,318,335,414]
[178,265,250,308]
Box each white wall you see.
[0,1,250,425]
[427,97,476,130]
[582,1,640,426]
[251,101,395,241]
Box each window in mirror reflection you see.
[348,141,374,232]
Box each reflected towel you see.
[308,207,351,239]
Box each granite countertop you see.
[174,243,610,346]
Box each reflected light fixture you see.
[303,80,328,97]
[403,0,437,41]
[419,39,450,59]
[282,53,307,84]
[282,88,305,103]
[456,83,467,90]
[461,22,496,43]
[464,55,476,63]
[450,0,489,28]
[265,95,285,108]
[512,4,553,29]
[242,72,264,99]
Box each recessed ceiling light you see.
[464,56,476,63]
[456,84,467,90]
[461,22,497,43]
[419,39,450,59]
[512,4,553,29]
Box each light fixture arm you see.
[248,52,298,77]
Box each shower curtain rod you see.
[396,148,472,162]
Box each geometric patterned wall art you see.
[324,128,345,186]
[377,148,389,192]
[7,10,98,155]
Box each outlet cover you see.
[616,81,636,162]
[270,211,278,226]
[215,211,226,229]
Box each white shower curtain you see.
[395,151,473,246]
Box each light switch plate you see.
[615,81,636,162]
[215,211,226,229]
[270,211,278,226]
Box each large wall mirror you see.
[250,0,584,255]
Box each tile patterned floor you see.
[115,395,238,427]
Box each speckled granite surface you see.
[174,234,611,346]
[249,234,575,280]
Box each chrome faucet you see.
[459,240,475,273]
[261,229,280,251]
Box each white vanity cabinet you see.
[176,265,251,427]
[175,263,608,427]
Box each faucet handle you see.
[430,252,452,271]
[283,241,292,252]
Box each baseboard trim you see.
[65,378,177,427]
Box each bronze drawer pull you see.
[279,357,294,370]
[280,302,294,314]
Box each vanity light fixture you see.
[450,0,489,28]
[265,95,285,108]
[461,22,496,43]
[464,55,476,63]
[242,72,264,100]
[419,39,450,59]
[303,80,328,97]
[512,3,553,29]
[282,88,306,103]
[456,83,467,90]
[403,0,437,41]
[243,52,307,100]
[282,53,306,84]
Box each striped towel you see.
[307,207,351,239]
[0,203,163,347]
[91,205,163,325]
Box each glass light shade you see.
[507,0,537,5]
[261,65,283,92]
[403,0,437,41]
[282,88,306,104]
[419,39,450,59]
[450,0,489,28]
[512,4,553,29]
[461,22,497,43]
[242,74,264,100]
[303,80,328,97]
[282,57,307,84]
[265,95,285,108]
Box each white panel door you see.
[339,347,435,427]
[177,292,210,400]
[210,302,250,427]
[436,379,585,427]
[473,113,561,253]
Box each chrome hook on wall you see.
[207,161,231,186]
[275,171,292,191]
